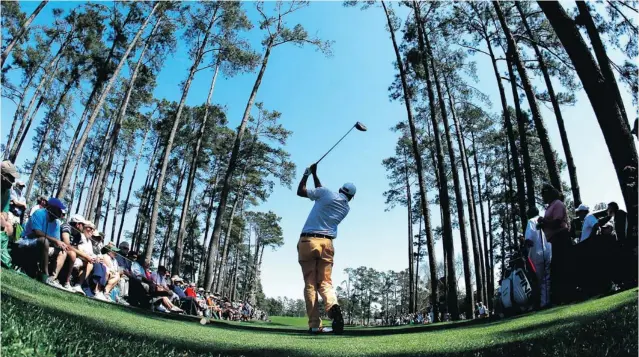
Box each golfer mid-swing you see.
[297,163,354,334]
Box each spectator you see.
[29,196,48,218]
[538,184,573,305]
[16,198,68,287]
[185,282,197,298]
[479,302,488,318]
[171,276,202,316]
[115,241,131,300]
[72,221,98,295]
[100,244,123,302]
[9,180,27,223]
[58,214,91,293]
[524,206,551,309]
[150,265,183,313]
[90,230,105,255]
[1,160,19,213]
[576,204,598,243]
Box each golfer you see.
[297,163,354,334]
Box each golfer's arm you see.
[312,173,321,188]
[297,174,310,197]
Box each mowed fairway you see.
[2,269,637,357]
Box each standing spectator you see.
[479,302,488,318]
[538,184,573,305]
[525,206,552,309]
[16,198,68,287]
[576,205,598,243]
[29,196,48,219]
[9,180,27,224]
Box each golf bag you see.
[498,251,537,315]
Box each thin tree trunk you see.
[116,128,150,246]
[446,80,485,311]
[414,215,422,311]
[478,13,528,233]
[486,185,494,310]
[101,157,120,234]
[4,65,39,157]
[8,35,68,162]
[215,194,241,293]
[91,16,162,229]
[57,2,160,199]
[145,6,218,263]
[505,146,518,249]
[493,1,562,193]
[407,0,441,322]
[198,171,219,287]
[172,59,221,276]
[25,120,53,201]
[203,35,275,292]
[1,0,48,66]
[111,154,127,243]
[516,2,581,207]
[403,145,415,314]
[575,1,629,125]
[158,159,189,266]
[506,56,536,211]
[11,96,44,162]
[129,135,160,245]
[539,1,638,242]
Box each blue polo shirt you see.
[23,208,60,240]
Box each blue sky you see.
[2,1,636,300]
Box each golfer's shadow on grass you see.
[203,317,497,337]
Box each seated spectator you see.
[149,265,183,313]
[170,276,203,316]
[15,198,69,287]
[114,241,131,301]
[29,196,47,219]
[100,244,123,302]
[58,214,92,293]
[71,221,98,295]
[9,180,27,224]
[184,282,197,298]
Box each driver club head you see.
[355,122,367,131]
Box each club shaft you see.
[315,125,356,164]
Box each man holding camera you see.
[296,163,355,335]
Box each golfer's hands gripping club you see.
[304,163,318,177]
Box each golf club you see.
[315,121,367,165]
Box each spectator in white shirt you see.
[29,196,48,219]
[524,206,552,308]
[9,180,27,223]
[576,204,598,243]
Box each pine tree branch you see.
[606,0,639,33]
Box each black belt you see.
[300,233,335,239]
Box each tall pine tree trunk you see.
[539,1,638,241]
[11,96,44,162]
[111,154,127,243]
[145,6,218,263]
[493,1,562,193]
[101,157,120,234]
[446,81,485,310]
[506,56,536,211]
[203,36,275,292]
[574,1,629,125]
[428,38,470,320]
[1,0,49,66]
[57,2,160,199]
[215,194,241,293]
[516,2,581,207]
[172,59,221,276]
[387,0,439,321]
[158,160,189,266]
[403,146,415,314]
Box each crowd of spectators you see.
[0,160,268,323]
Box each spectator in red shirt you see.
[185,282,197,298]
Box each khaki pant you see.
[297,236,338,328]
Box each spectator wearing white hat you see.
[296,163,352,334]
[576,204,598,243]
[9,180,26,224]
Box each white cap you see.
[340,183,356,197]
[69,214,88,224]
[576,204,589,212]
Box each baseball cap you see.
[69,214,88,224]
[119,241,130,250]
[171,275,184,283]
[92,230,104,239]
[576,204,589,212]
[84,221,96,229]
[340,183,356,197]
[47,197,66,211]
[101,244,120,254]
[1,160,20,180]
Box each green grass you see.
[2,269,637,357]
